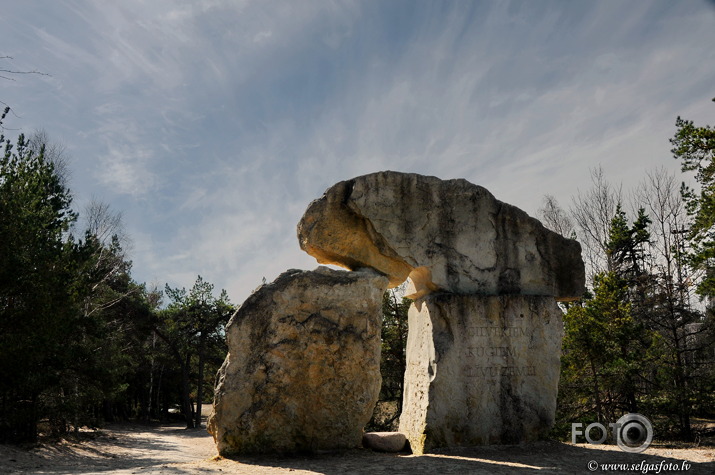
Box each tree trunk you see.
[181,354,195,429]
[12,392,39,443]
[194,333,206,428]
[590,359,603,424]
[146,333,156,422]
[671,325,692,441]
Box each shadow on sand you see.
[232,440,715,475]
[5,422,211,475]
[5,422,713,474]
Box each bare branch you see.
[28,129,71,186]
[85,198,127,247]
[538,194,574,238]
[570,166,622,281]
[0,56,51,80]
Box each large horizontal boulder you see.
[297,171,584,301]
[207,267,389,455]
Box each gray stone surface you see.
[297,171,584,301]
[362,432,408,452]
[399,294,564,454]
[207,267,389,455]
[209,171,585,456]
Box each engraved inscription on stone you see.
[463,324,535,378]
[466,326,527,337]
[463,365,537,378]
[465,346,517,357]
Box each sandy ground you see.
[1,422,714,475]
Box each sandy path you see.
[1,422,216,474]
[2,422,714,474]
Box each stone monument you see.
[297,171,584,453]
[209,171,584,455]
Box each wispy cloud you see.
[98,144,157,197]
[2,0,714,303]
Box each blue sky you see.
[2,0,714,304]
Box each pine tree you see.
[0,110,77,441]
[671,100,715,296]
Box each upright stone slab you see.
[207,267,389,455]
[399,294,563,454]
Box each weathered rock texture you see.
[297,171,584,301]
[399,294,564,454]
[362,432,408,452]
[295,171,585,454]
[207,267,389,455]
